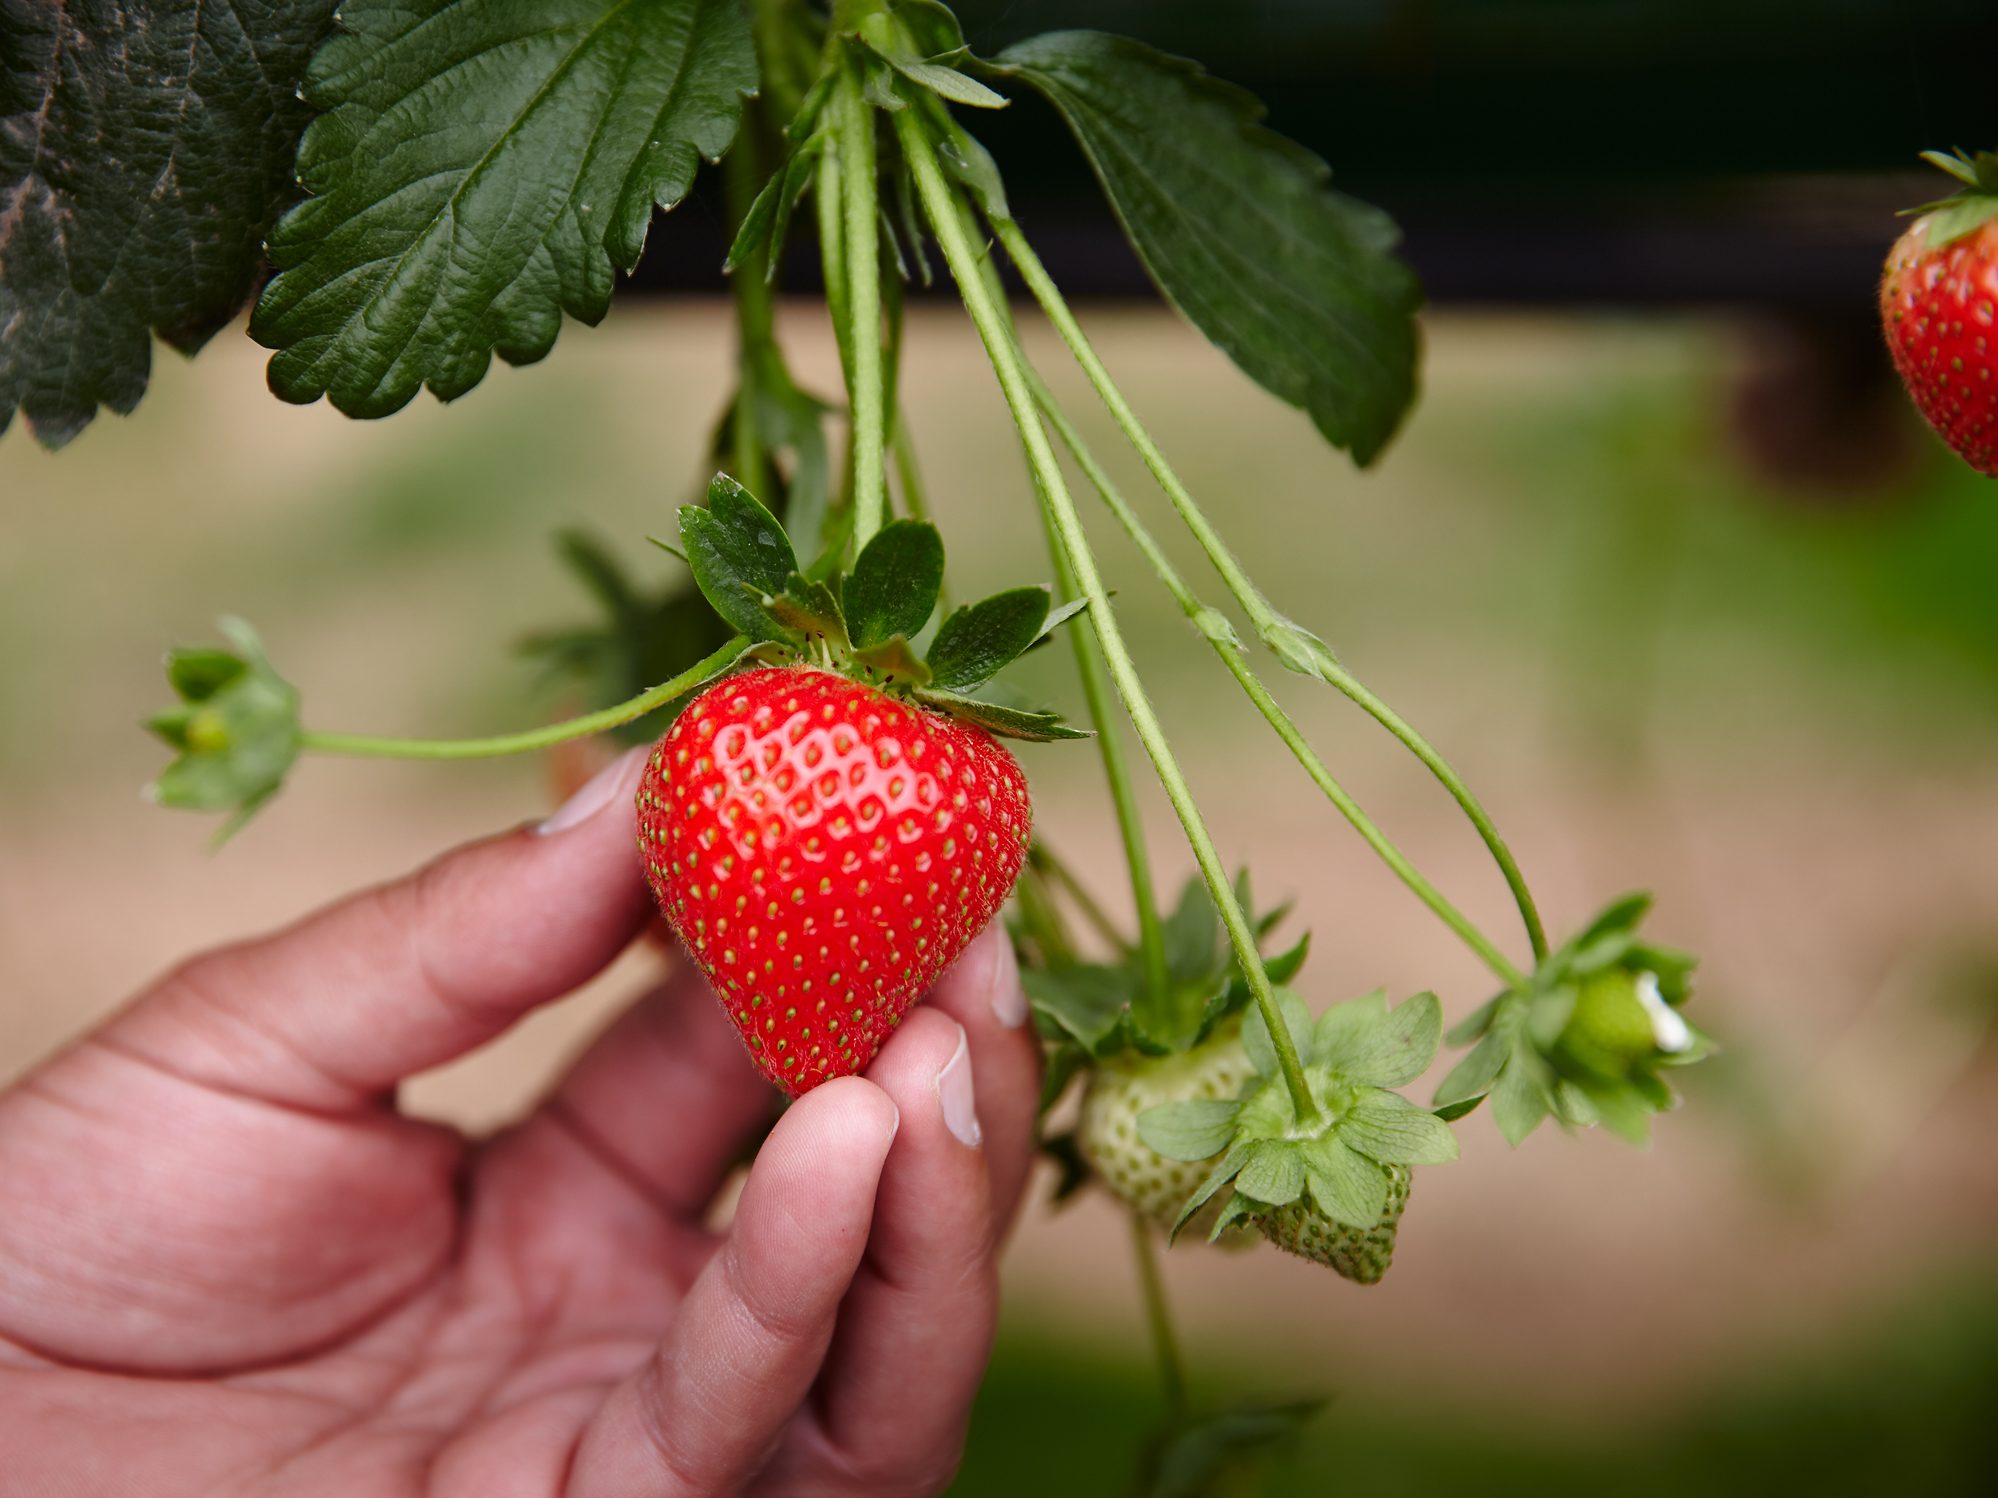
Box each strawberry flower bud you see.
[1434,893,1711,1147]
[145,617,302,843]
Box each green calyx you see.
[1139,988,1458,1248]
[679,472,1088,739]
[1904,149,1998,248]
[146,618,304,844]
[1433,893,1711,1147]
[1024,871,1309,1068]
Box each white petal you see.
[1635,970,1692,1053]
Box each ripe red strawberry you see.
[1880,150,1998,476]
[636,664,1032,1094]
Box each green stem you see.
[932,190,1174,1019]
[1036,388,1526,987]
[1047,532,1174,1015]
[900,114,1319,1124]
[1029,842,1133,958]
[989,213,1549,965]
[724,128,775,501]
[889,411,950,611]
[1013,863,1079,970]
[832,65,887,550]
[300,638,748,761]
[815,148,853,386]
[1130,1211,1188,1419]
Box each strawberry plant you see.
[6,0,1714,1487]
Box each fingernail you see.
[535,745,647,836]
[937,1026,980,1148]
[985,928,1026,1029]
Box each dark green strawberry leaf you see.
[843,520,945,647]
[1139,1399,1323,1498]
[1340,1091,1459,1166]
[146,618,303,842]
[1301,1135,1389,1229]
[252,0,755,418]
[1,2,337,447]
[916,690,1089,741]
[926,586,1055,691]
[681,475,801,643]
[985,31,1421,466]
[1136,1099,1240,1162]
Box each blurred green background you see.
[5,296,1998,1493]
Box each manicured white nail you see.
[535,745,647,836]
[937,1026,980,1148]
[985,928,1026,1028]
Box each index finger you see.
[98,746,655,1112]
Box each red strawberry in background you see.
[638,666,1031,1094]
[1880,149,1998,476]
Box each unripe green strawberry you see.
[1078,1021,1255,1229]
[637,664,1031,1095]
[1256,1164,1411,1285]
[1555,967,1692,1080]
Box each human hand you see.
[0,746,1040,1496]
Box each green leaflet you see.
[927,587,1057,691]
[679,475,801,643]
[986,30,1422,467]
[843,520,945,647]
[1136,1099,1242,1162]
[1,1,338,447]
[252,0,755,418]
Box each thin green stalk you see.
[301,638,748,761]
[928,188,1174,1018]
[899,115,1319,1124]
[1037,388,1525,987]
[989,213,1549,965]
[1029,842,1133,958]
[1013,864,1079,970]
[832,66,887,550]
[815,148,852,382]
[724,127,774,501]
[1130,1211,1188,1418]
[1049,537,1173,1009]
[889,412,950,612]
